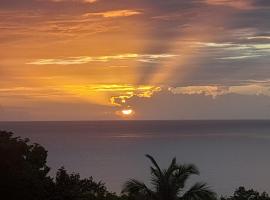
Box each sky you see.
[0,0,270,120]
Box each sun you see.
[115,108,135,118]
[121,109,133,116]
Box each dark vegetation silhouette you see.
[122,154,216,200]
[221,187,270,200]
[0,130,52,200]
[0,130,269,200]
[0,131,120,200]
[52,167,120,200]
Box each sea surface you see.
[1,120,270,195]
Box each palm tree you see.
[122,155,216,200]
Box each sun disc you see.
[121,109,133,115]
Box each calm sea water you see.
[1,120,270,195]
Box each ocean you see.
[1,120,270,196]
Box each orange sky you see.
[1,0,270,120]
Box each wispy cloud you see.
[170,84,270,98]
[218,55,262,60]
[83,0,97,3]
[195,41,270,60]
[0,84,162,107]
[83,10,142,18]
[247,36,270,40]
[27,54,178,65]
[170,86,228,98]
[107,85,161,106]
[204,0,254,10]
[49,0,98,3]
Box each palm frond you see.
[150,166,162,189]
[150,166,162,178]
[145,154,162,175]
[177,164,199,176]
[168,164,199,192]
[122,179,154,197]
[169,157,177,170]
[165,157,177,177]
[181,182,216,200]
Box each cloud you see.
[108,85,161,106]
[83,9,142,18]
[247,36,270,40]
[0,84,162,108]
[57,84,162,107]
[204,0,255,10]
[27,54,178,65]
[82,0,97,3]
[2,84,270,120]
[48,0,97,3]
[194,41,270,60]
[169,84,270,98]
[126,90,270,120]
[218,55,262,60]
[170,86,228,98]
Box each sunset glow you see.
[2,1,270,199]
[0,0,270,120]
[121,109,133,116]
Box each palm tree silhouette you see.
[122,154,216,200]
